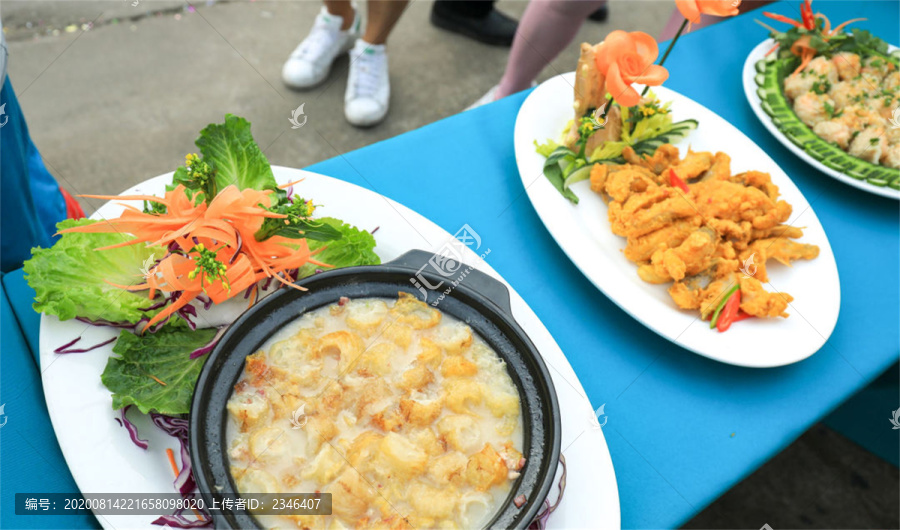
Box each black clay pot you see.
[190,249,561,529]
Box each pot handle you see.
[386,249,513,315]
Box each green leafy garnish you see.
[297,217,380,277]
[171,114,277,201]
[101,327,218,414]
[254,196,343,242]
[24,219,165,324]
[536,92,698,204]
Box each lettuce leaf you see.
[534,139,561,158]
[194,114,277,192]
[589,141,629,162]
[24,219,164,324]
[298,217,380,278]
[101,327,217,414]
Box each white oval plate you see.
[39,168,620,529]
[742,38,900,200]
[514,73,840,368]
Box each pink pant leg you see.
[495,0,607,99]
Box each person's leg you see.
[362,0,409,45]
[324,0,356,31]
[495,0,606,99]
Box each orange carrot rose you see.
[594,31,669,108]
[676,0,741,24]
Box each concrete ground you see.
[2,1,898,528]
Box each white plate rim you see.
[38,167,621,530]
[513,72,841,368]
[742,38,900,200]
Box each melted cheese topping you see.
[226,293,524,529]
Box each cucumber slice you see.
[563,164,593,191]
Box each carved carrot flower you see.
[676,0,741,24]
[594,31,669,108]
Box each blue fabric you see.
[0,77,66,273]
[1,272,100,529]
[825,362,900,467]
[4,268,40,360]
[307,2,900,527]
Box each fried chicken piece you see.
[624,219,699,263]
[698,152,731,181]
[669,149,713,181]
[668,281,702,310]
[710,240,740,278]
[601,165,659,202]
[739,276,792,318]
[622,144,680,175]
[749,224,804,241]
[737,171,779,200]
[638,227,718,283]
[693,179,792,230]
[611,192,699,238]
[739,238,819,282]
[669,277,736,319]
[590,163,609,194]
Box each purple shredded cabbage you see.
[114,410,210,526]
[54,336,117,354]
[189,326,227,360]
[151,513,211,528]
[118,405,149,450]
[176,302,198,330]
[150,413,197,497]
[528,453,567,530]
[75,316,139,329]
[195,294,213,310]
[138,299,170,312]
[229,231,243,265]
[371,226,380,235]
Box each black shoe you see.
[588,5,609,22]
[430,4,518,47]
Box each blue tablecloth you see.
[1,270,100,529]
[307,2,899,527]
[2,2,897,529]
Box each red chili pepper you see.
[716,289,743,332]
[800,0,816,30]
[669,168,690,193]
[732,311,754,323]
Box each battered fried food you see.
[591,144,819,326]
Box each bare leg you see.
[324,0,355,31]
[363,0,410,45]
[495,0,606,99]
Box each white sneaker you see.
[466,81,538,111]
[344,39,390,127]
[282,7,360,89]
[466,85,499,111]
